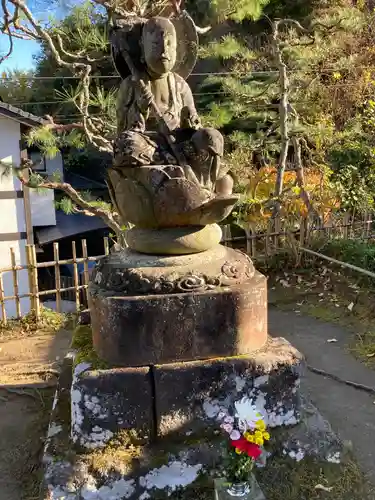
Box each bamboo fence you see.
[0,237,110,325]
[221,212,374,260]
[0,212,373,324]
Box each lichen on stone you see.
[71,362,114,449]
[201,372,301,430]
[139,461,203,495]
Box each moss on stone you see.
[84,429,148,476]
[71,325,109,369]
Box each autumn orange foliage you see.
[238,167,340,227]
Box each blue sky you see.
[0,35,40,72]
[0,0,78,72]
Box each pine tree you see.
[194,0,375,218]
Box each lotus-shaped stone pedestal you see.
[108,164,238,255]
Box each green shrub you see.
[321,239,375,274]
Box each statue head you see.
[142,17,177,77]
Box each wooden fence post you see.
[104,237,110,256]
[10,247,21,318]
[26,244,35,314]
[265,223,271,263]
[244,228,252,256]
[299,217,306,247]
[0,273,7,325]
[29,244,41,321]
[222,225,232,248]
[343,212,349,239]
[274,216,281,250]
[299,218,306,266]
[82,239,89,305]
[53,242,62,313]
[367,212,372,238]
[72,241,80,312]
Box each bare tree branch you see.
[1,0,16,62]
[18,160,123,236]
[0,25,13,64]
[272,19,290,197]
[44,115,85,133]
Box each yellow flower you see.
[255,430,263,440]
[256,420,266,430]
[255,437,264,446]
[256,420,266,431]
[244,432,255,443]
[263,431,270,441]
[332,72,341,80]
[235,448,242,455]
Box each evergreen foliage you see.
[192,0,375,213]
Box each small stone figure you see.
[108,12,239,254]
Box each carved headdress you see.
[110,11,198,80]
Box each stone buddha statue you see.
[108,12,238,254]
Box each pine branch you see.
[14,159,124,238]
[1,0,113,153]
[44,116,85,133]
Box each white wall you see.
[29,151,62,227]
[30,188,57,226]
[0,117,22,186]
[0,116,31,319]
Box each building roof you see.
[63,171,107,190]
[35,210,108,245]
[0,101,47,127]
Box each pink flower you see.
[221,423,233,434]
[217,411,227,421]
[224,415,234,424]
[230,430,241,441]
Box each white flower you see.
[224,415,234,424]
[221,423,233,434]
[234,397,263,431]
[217,411,227,421]
[230,430,241,441]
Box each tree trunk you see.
[273,21,289,197]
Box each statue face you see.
[142,18,177,76]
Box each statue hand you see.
[137,88,154,111]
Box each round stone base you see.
[89,246,268,366]
[90,245,255,296]
[125,224,222,255]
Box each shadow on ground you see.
[0,309,73,500]
[269,306,375,485]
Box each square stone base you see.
[71,337,304,449]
